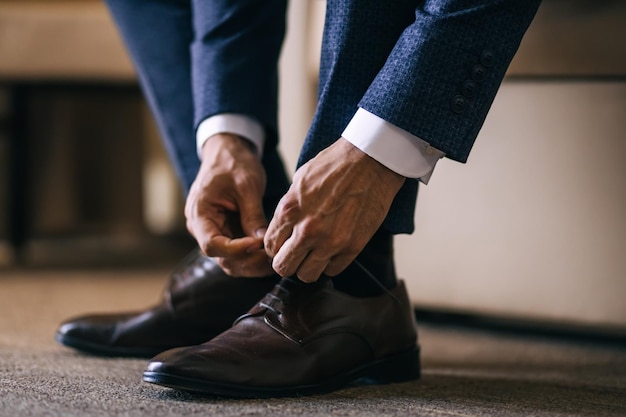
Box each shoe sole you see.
[55,332,165,358]
[142,346,420,398]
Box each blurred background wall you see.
[0,0,191,267]
[0,0,624,330]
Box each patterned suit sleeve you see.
[358,0,541,163]
[190,0,287,151]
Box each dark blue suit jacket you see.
[190,0,540,164]
[107,0,540,233]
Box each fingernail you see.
[255,228,267,238]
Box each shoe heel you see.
[363,346,421,384]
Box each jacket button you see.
[480,50,495,67]
[451,95,467,114]
[461,80,478,98]
[471,64,487,82]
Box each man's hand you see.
[264,138,405,282]
[185,133,273,277]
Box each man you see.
[57,0,541,397]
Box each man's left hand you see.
[264,138,405,282]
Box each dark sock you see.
[331,231,397,297]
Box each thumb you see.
[239,199,268,240]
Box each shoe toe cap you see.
[55,313,134,349]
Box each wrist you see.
[339,137,406,190]
[201,133,258,161]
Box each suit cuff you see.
[342,108,445,184]
[196,114,265,159]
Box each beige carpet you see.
[1,269,625,417]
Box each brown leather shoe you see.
[55,250,278,358]
[143,276,420,398]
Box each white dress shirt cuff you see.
[196,114,265,159]
[342,108,445,184]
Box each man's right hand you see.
[185,133,273,277]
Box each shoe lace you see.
[257,261,400,315]
[259,292,283,315]
[353,259,401,305]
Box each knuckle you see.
[264,244,275,257]
[217,257,238,277]
[272,259,289,278]
[299,220,323,241]
[323,265,341,277]
[274,267,288,278]
[200,242,213,257]
[296,271,315,283]
[200,240,219,257]
[276,196,300,219]
[263,235,276,256]
[325,259,349,277]
[328,233,350,251]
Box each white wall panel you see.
[397,82,626,328]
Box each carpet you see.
[1,269,625,416]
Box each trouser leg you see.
[104,0,289,214]
[105,0,199,191]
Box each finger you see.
[201,235,262,258]
[323,253,356,277]
[217,250,274,278]
[271,234,310,278]
[185,208,227,250]
[264,195,297,257]
[187,212,258,258]
[238,197,268,240]
[264,216,294,258]
[295,251,331,283]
